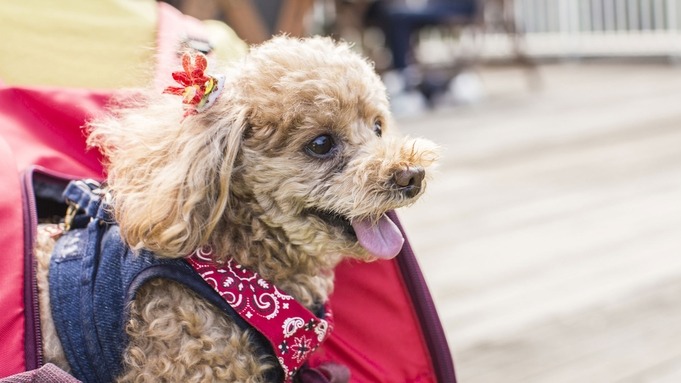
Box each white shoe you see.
[389,89,428,118]
[382,70,408,96]
[448,71,485,104]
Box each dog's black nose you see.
[393,166,425,198]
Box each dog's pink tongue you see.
[351,214,404,259]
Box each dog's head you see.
[88,36,437,266]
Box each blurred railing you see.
[416,0,681,63]
[494,0,681,59]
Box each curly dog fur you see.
[37,36,438,382]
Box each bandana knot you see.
[187,247,334,382]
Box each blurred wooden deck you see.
[395,63,681,383]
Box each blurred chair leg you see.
[500,0,542,89]
[178,0,219,20]
[215,0,270,44]
[277,0,314,38]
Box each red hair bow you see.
[164,52,220,116]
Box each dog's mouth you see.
[307,209,404,259]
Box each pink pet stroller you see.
[0,4,455,382]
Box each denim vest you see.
[48,181,281,382]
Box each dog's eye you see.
[306,134,335,157]
[373,120,383,137]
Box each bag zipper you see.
[389,211,457,383]
[21,168,43,370]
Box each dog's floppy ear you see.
[87,92,249,258]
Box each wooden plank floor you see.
[394,63,681,383]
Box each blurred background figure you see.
[331,0,538,115]
[360,0,480,108]
[167,0,315,44]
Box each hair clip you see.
[164,52,225,117]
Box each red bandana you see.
[187,248,333,382]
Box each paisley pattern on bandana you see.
[187,247,333,382]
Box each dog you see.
[35,35,438,383]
